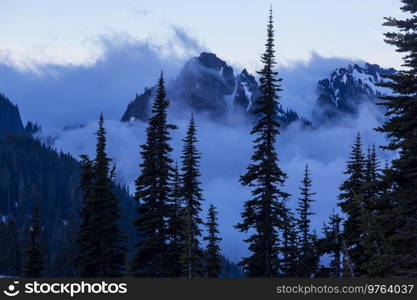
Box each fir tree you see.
[363,146,380,206]
[359,145,384,275]
[320,211,343,278]
[296,164,316,277]
[0,217,22,276]
[376,0,417,276]
[235,8,289,278]
[280,211,299,277]
[204,204,222,278]
[338,133,366,276]
[76,114,126,277]
[24,202,44,277]
[132,73,176,277]
[180,114,204,277]
[166,163,184,277]
[362,162,396,276]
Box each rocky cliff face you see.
[312,63,396,124]
[121,52,307,126]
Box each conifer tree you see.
[24,202,44,277]
[362,162,396,276]
[0,217,22,276]
[338,133,366,276]
[280,211,299,277]
[204,204,222,278]
[358,146,383,275]
[5,218,22,276]
[132,73,176,277]
[363,146,380,205]
[180,114,204,277]
[320,211,343,278]
[235,8,289,278]
[166,163,184,277]
[76,114,126,277]
[376,0,417,276]
[296,164,316,277]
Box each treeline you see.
[2,0,417,278]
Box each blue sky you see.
[0,0,404,70]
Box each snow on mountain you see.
[312,63,396,125]
[121,52,307,126]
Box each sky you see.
[0,0,404,70]
[0,0,403,261]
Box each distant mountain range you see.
[122,52,395,127]
[121,52,311,127]
[0,53,397,276]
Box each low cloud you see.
[1,35,394,262]
[280,52,363,119]
[0,29,204,129]
[45,102,392,262]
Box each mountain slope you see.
[121,52,308,126]
[0,134,137,276]
[312,63,396,124]
[0,93,24,137]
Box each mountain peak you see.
[196,52,226,69]
[313,62,396,124]
[120,52,308,127]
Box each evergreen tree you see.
[132,73,176,277]
[376,0,417,276]
[362,161,396,276]
[235,8,289,278]
[0,217,22,276]
[280,211,299,277]
[204,204,222,278]
[53,216,78,277]
[24,202,44,277]
[166,163,184,277]
[180,114,204,277]
[338,133,366,276]
[320,211,343,278]
[76,114,126,277]
[363,146,380,206]
[309,231,321,277]
[296,164,316,277]
[359,146,384,275]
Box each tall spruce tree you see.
[180,114,204,277]
[359,146,384,275]
[338,133,366,276]
[0,217,22,276]
[166,163,184,277]
[235,8,289,278]
[320,211,343,278]
[24,202,44,277]
[204,204,222,278]
[76,155,95,276]
[76,114,126,277]
[296,164,316,277]
[362,161,396,276]
[280,211,299,277]
[376,0,417,276]
[132,73,176,277]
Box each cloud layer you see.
[1,34,394,262]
